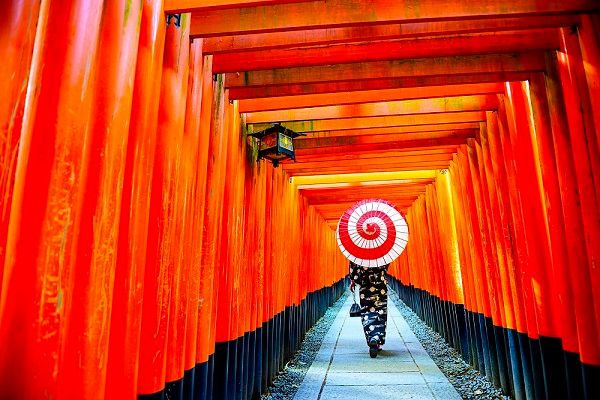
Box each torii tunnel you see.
[1,1,600,399]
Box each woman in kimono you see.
[349,261,389,358]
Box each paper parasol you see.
[336,199,409,267]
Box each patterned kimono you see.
[349,262,389,345]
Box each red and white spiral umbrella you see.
[336,199,409,267]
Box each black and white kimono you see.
[349,261,389,345]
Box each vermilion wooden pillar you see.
[481,113,522,338]
[435,170,464,307]
[506,81,561,339]
[448,160,476,363]
[0,0,104,397]
[58,1,143,398]
[105,0,166,397]
[467,140,503,327]
[435,170,467,354]
[486,110,527,400]
[558,28,600,361]
[460,148,491,316]
[559,27,600,195]
[262,164,274,390]
[545,50,599,399]
[423,190,439,333]
[182,38,210,399]
[204,74,230,400]
[526,74,574,399]
[447,161,472,314]
[507,80,574,399]
[238,143,254,400]
[468,139,503,387]
[578,14,600,147]
[476,131,515,393]
[475,138,509,331]
[522,74,577,351]
[422,190,437,304]
[457,146,491,376]
[450,156,474,316]
[186,54,215,398]
[436,178,460,350]
[253,165,266,348]
[231,106,249,398]
[270,170,283,377]
[214,98,239,399]
[0,0,42,277]
[497,96,539,338]
[429,184,445,305]
[242,155,258,400]
[429,184,448,307]
[164,13,191,397]
[498,94,543,400]
[478,122,517,338]
[195,56,218,399]
[458,148,494,380]
[137,14,189,396]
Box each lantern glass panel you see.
[259,133,277,151]
[278,132,294,152]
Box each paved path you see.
[293,294,462,400]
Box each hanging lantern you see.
[248,123,305,167]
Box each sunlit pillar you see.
[0,0,104,397]
[105,0,166,397]
[0,0,42,276]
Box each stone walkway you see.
[293,294,462,400]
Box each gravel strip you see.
[388,290,510,400]
[261,294,348,400]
